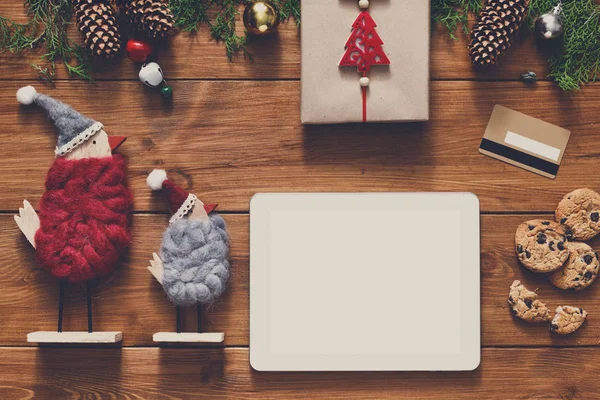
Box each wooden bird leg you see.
[57,280,66,333]
[86,282,93,333]
[197,305,202,333]
[176,306,182,333]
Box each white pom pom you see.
[16,86,37,105]
[147,169,167,191]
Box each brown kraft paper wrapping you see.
[301,0,430,124]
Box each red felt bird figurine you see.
[14,86,132,342]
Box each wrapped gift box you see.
[301,0,430,124]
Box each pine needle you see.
[535,0,600,90]
[0,0,91,82]
[210,0,250,61]
[170,0,300,60]
[273,0,300,26]
[171,0,212,32]
[431,0,481,39]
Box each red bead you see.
[126,39,153,63]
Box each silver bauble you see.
[535,6,564,40]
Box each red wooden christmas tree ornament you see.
[339,2,390,122]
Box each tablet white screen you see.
[268,209,462,356]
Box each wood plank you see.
[0,81,599,212]
[0,4,551,81]
[4,213,600,347]
[0,347,598,399]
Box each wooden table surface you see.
[2,3,600,399]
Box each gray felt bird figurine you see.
[146,169,230,343]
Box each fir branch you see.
[209,0,250,61]
[171,0,300,59]
[170,0,212,32]
[0,0,91,82]
[431,0,481,39]
[273,0,300,25]
[29,62,55,83]
[0,18,40,52]
[543,0,600,90]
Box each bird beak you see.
[203,204,218,215]
[108,136,127,152]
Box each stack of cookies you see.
[510,188,600,335]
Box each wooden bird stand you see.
[27,331,122,344]
[152,332,224,343]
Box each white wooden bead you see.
[359,77,370,87]
[359,0,369,9]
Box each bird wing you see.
[14,200,39,249]
[147,252,164,285]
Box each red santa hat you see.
[147,169,217,224]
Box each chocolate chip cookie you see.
[549,242,600,291]
[515,219,569,273]
[550,306,588,335]
[556,188,600,241]
[508,280,551,323]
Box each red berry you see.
[126,39,153,63]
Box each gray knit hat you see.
[16,86,103,157]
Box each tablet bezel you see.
[250,192,480,371]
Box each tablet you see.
[250,193,480,371]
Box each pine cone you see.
[74,0,122,60]
[116,0,175,40]
[469,0,529,67]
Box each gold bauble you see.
[243,1,280,35]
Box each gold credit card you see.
[479,105,571,179]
